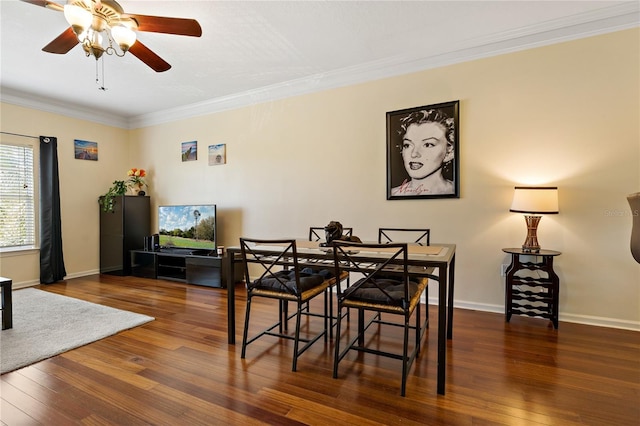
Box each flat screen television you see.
[158,204,216,252]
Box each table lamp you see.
[510,186,559,252]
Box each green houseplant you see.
[98,180,129,213]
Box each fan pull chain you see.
[95,57,107,91]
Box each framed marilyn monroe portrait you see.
[386,100,460,200]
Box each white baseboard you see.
[10,269,100,290]
[12,280,41,290]
[9,274,639,332]
[64,269,100,280]
[428,297,640,332]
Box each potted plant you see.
[98,180,129,213]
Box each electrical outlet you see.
[500,264,509,277]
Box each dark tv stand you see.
[130,249,239,288]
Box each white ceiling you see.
[1,1,638,129]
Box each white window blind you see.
[0,143,35,249]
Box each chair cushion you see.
[347,277,420,305]
[301,267,336,279]
[253,270,326,293]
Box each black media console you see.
[130,249,241,288]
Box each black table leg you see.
[447,254,455,340]
[437,265,447,395]
[1,278,12,330]
[226,255,236,344]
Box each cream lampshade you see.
[510,186,559,252]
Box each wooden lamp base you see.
[522,215,541,252]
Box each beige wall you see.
[0,104,130,284]
[2,29,638,329]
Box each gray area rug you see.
[0,288,154,374]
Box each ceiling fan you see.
[21,0,202,72]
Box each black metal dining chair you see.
[378,228,434,328]
[309,226,353,243]
[240,238,339,371]
[378,227,430,246]
[330,241,429,396]
[308,227,352,337]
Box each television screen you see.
[158,204,216,251]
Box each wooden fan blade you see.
[43,28,79,54]
[128,40,172,72]
[20,0,64,12]
[126,14,202,37]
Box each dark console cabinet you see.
[100,195,150,275]
[186,256,223,287]
[131,250,240,288]
[129,250,157,279]
[157,253,191,281]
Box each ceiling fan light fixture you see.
[23,0,202,76]
[91,41,104,59]
[89,30,102,47]
[110,25,136,52]
[63,4,92,36]
[79,29,104,58]
[90,44,105,59]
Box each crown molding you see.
[129,2,640,128]
[0,87,129,129]
[2,2,638,130]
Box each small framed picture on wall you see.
[386,100,460,200]
[74,139,98,161]
[208,144,226,165]
[181,141,197,162]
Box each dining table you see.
[225,240,456,395]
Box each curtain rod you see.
[1,131,38,139]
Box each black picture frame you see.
[386,100,460,200]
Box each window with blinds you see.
[0,143,35,249]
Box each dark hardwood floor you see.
[1,274,638,425]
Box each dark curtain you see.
[40,136,66,283]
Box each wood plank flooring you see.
[1,274,638,425]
